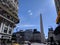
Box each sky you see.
[14,0,57,38]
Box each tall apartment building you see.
[0,0,19,44]
[54,26,60,43]
[54,0,60,24]
[54,0,60,44]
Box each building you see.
[0,0,19,44]
[54,26,60,43]
[24,29,41,43]
[12,30,32,43]
[12,30,24,44]
[16,30,24,44]
[54,0,60,44]
[54,0,60,24]
[24,29,33,41]
[48,27,56,42]
[13,29,41,43]
[32,29,41,43]
[12,33,16,43]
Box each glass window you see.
[5,22,9,26]
[9,30,11,34]
[4,27,8,33]
[9,29,12,34]
[58,0,60,7]
[14,0,17,2]
[7,15,10,19]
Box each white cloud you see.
[17,24,36,27]
[29,12,32,15]
[22,25,35,27]
[28,10,31,13]
[28,10,33,16]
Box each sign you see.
[1,35,11,39]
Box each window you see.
[9,4,12,8]
[14,0,17,2]
[58,0,60,8]
[5,21,9,26]
[9,23,13,27]
[56,4,59,12]
[11,17,13,21]
[9,29,12,34]
[4,27,8,33]
[7,15,10,19]
[9,30,11,34]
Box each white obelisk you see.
[40,14,45,43]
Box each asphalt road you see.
[24,43,47,45]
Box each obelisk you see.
[40,14,45,43]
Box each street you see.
[24,43,47,45]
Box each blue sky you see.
[14,0,57,38]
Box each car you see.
[44,42,46,44]
[24,41,29,44]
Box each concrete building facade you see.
[54,0,60,24]
[33,31,41,43]
[13,29,41,43]
[16,30,24,44]
[54,0,60,44]
[54,26,60,42]
[24,29,41,43]
[0,0,19,44]
[24,29,33,41]
[48,28,56,42]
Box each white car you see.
[24,41,29,44]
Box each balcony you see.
[0,11,17,24]
[0,4,19,20]
[0,0,18,17]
